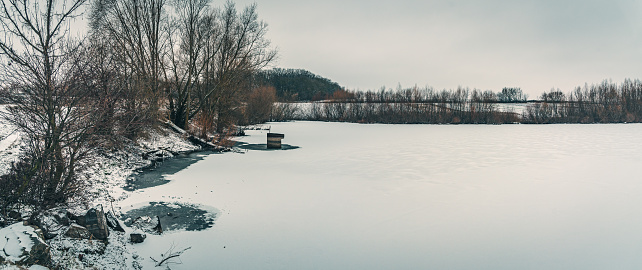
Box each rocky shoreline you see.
[0,122,227,269]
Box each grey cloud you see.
[233,0,642,96]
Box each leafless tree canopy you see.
[0,0,278,211]
[90,0,277,132]
[0,0,92,212]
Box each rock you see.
[0,213,6,228]
[131,216,162,235]
[24,237,51,266]
[130,231,146,243]
[105,211,125,233]
[52,209,71,226]
[0,223,51,267]
[153,216,163,234]
[8,210,22,221]
[67,210,85,227]
[64,224,92,240]
[84,205,109,240]
[143,149,174,162]
[30,209,69,240]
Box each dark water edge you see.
[124,150,219,191]
[123,201,217,232]
[234,142,300,151]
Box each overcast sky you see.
[230,0,642,97]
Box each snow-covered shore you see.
[1,104,212,269]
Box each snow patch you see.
[0,223,45,263]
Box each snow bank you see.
[0,223,47,264]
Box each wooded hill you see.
[253,68,343,101]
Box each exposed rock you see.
[24,236,51,266]
[0,223,51,267]
[7,210,21,221]
[105,211,125,233]
[52,209,70,226]
[30,209,68,240]
[153,216,163,234]
[130,216,162,235]
[64,224,92,240]
[67,210,85,227]
[0,213,6,228]
[130,231,146,244]
[84,206,109,240]
[143,149,176,162]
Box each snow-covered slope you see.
[0,105,22,176]
[1,108,204,269]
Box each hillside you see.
[254,68,343,101]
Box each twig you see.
[150,243,192,267]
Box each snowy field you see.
[123,121,642,269]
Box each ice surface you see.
[122,122,642,269]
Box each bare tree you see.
[89,0,167,137]
[244,86,276,124]
[0,0,92,211]
[91,0,277,135]
[165,0,217,130]
[202,1,278,133]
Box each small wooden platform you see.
[267,133,285,149]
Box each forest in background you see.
[253,68,342,101]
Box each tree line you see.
[295,86,522,124]
[0,0,276,214]
[264,81,642,125]
[523,79,642,123]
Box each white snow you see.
[5,112,642,269]
[117,121,642,269]
[1,108,202,269]
[0,223,45,263]
[0,105,22,176]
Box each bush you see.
[245,86,277,124]
[0,150,87,215]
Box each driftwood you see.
[162,120,226,151]
[163,120,187,135]
[150,243,192,267]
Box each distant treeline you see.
[290,87,523,124]
[523,79,642,123]
[268,80,642,124]
[253,68,343,101]
[322,86,528,103]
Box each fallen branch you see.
[150,243,192,267]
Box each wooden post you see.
[267,133,285,149]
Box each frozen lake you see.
[124,122,642,269]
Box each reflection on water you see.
[124,151,217,191]
[234,142,300,151]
